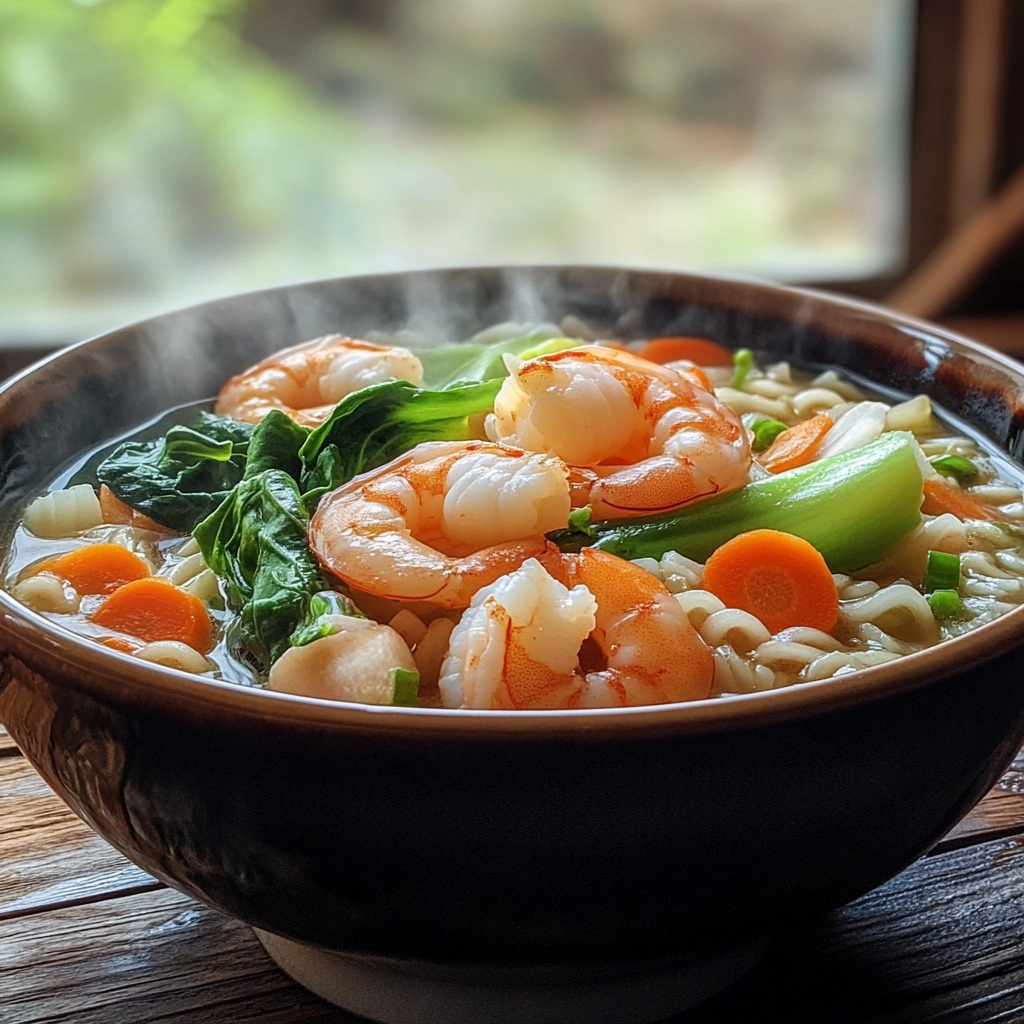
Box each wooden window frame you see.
[810,0,1016,315]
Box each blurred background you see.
[2,0,1021,356]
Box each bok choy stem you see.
[549,431,925,574]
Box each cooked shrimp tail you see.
[486,345,751,517]
[439,549,715,709]
[216,335,425,426]
[309,440,572,609]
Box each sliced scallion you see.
[927,588,967,620]
[930,454,979,484]
[566,505,595,538]
[391,667,420,707]
[731,348,755,391]
[923,550,961,593]
[745,416,789,453]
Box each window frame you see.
[808,0,1013,305]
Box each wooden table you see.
[4,720,1024,1024]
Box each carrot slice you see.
[37,544,151,595]
[99,485,167,532]
[638,336,734,367]
[96,635,142,654]
[92,577,213,652]
[702,528,839,635]
[758,414,832,474]
[921,477,1003,521]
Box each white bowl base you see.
[254,928,770,1024]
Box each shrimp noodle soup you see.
[6,320,1024,711]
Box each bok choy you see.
[95,412,253,532]
[550,430,925,574]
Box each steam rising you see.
[2,264,929,514]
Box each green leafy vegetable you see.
[194,469,326,673]
[550,431,925,574]
[298,377,503,501]
[244,409,309,479]
[289,590,364,648]
[930,454,979,485]
[923,550,960,593]
[417,330,583,388]
[96,412,254,532]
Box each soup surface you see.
[6,322,1024,709]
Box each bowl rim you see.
[3,262,1024,739]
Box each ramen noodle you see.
[5,323,1024,709]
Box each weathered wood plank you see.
[0,756,159,920]
[0,722,20,756]
[1,888,350,1024]
[687,834,1024,1022]
[4,840,1024,1024]
[937,746,1024,850]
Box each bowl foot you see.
[253,928,770,1024]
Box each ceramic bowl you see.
[3,266,1024,1024]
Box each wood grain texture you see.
[683,835,1024,1023]
[3,840,1024,1024]
[0,722,20,756]
[1,888,352,1024]
[939,746,1024,850]
[0,756,159,920]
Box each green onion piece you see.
[930,454,979,484]
[566,505,595,538]
[745,416,789,453]
[731,348,755,390]
[391,667,420,707]
[927,589,967,620]
[923,550,960,593]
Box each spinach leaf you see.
[96,412,253,532]
[299,377,503,502]
[245,408,309,479]
[194,468,326,674]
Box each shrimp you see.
[309,440,572,609]
[438,548,714,709]
[485,346,751,517]
[215,335,425,426]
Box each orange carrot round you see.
[38,544,151,595]
[758,414,832,474]
[702,529,839,635]
[91,577,213,652]
[921,477,1003,521]
[638,337,734,367]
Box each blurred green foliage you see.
[0,0,337,314]
[0,0,907,340]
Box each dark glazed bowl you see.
[3,266,1024,1024]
